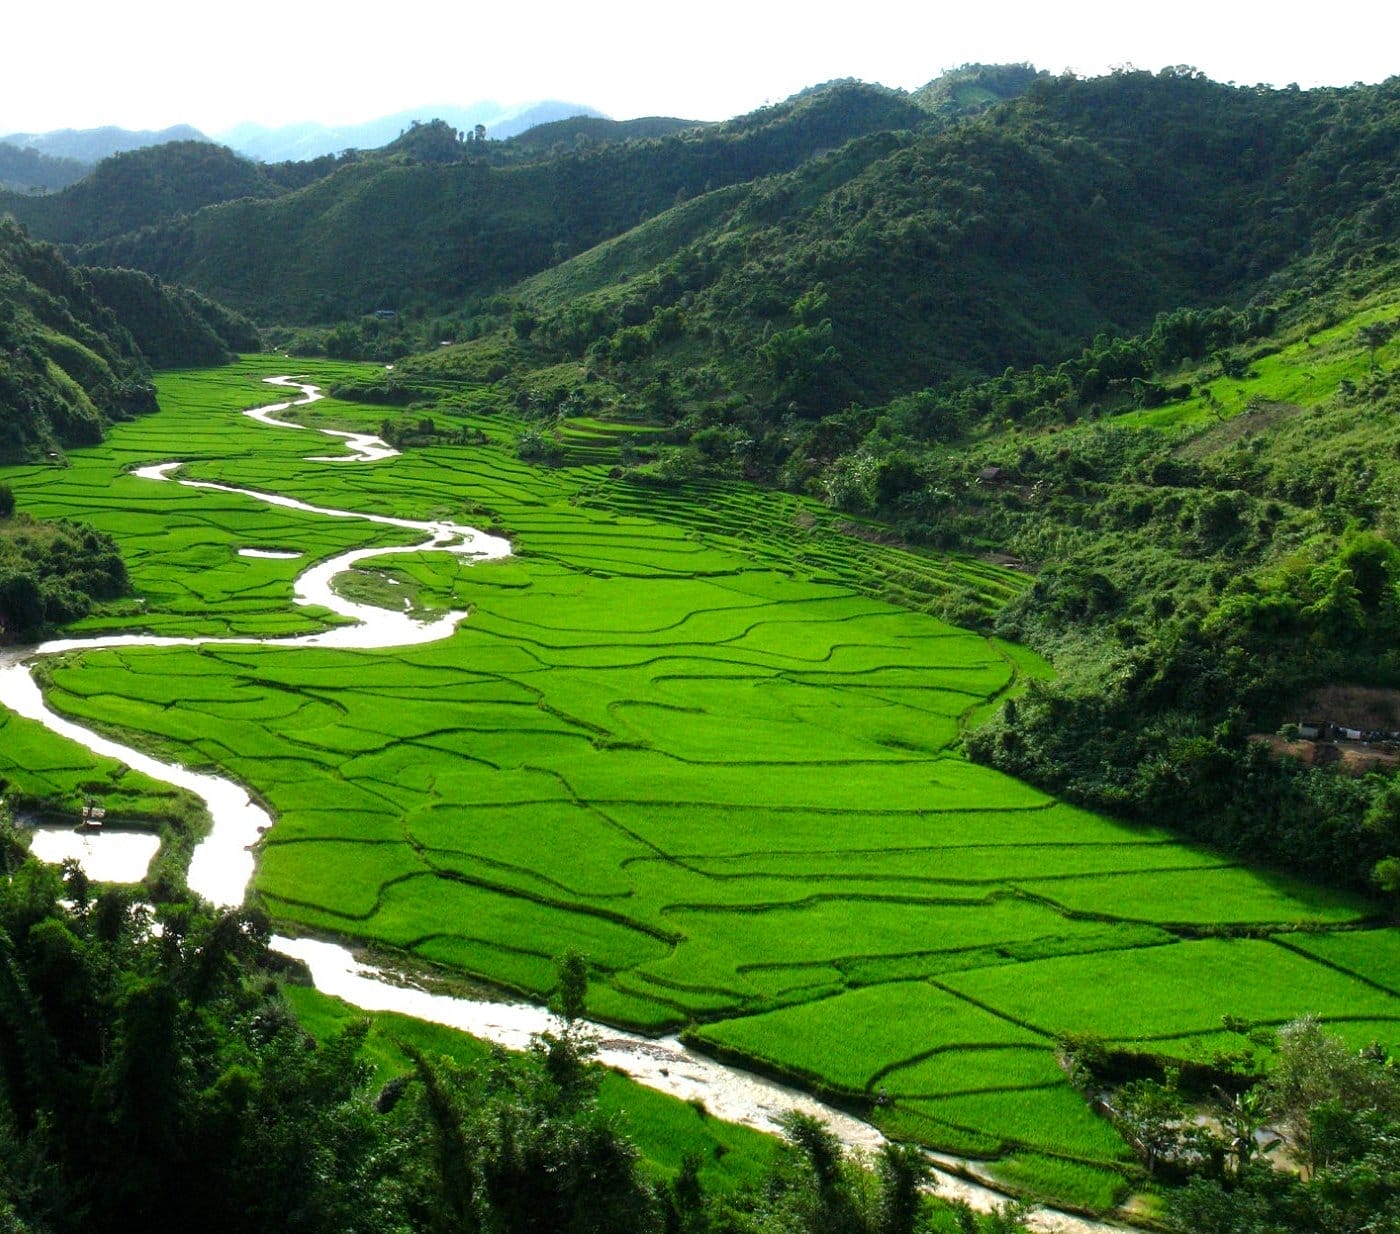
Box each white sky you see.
[3,0,1395,136]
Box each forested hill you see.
[10,69,1393,397]
[494,69,1400,413]
[0,142,282,246]
[0,219,255,461]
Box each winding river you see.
[0,378,1138,1234]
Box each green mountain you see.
[494,69,1400,418]
[81,267,261,368]
[19,66,1392,410]
[0,219,154,458]
[910,61,1046,117]
[25,80,960,322]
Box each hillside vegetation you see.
[0,218,156,459]
[7,75,1024,323]
[0,143,88,193]
[477,69,1400,416]
[0,219,257,462]
[5,63,1400,1229]
[0,141,280,245]
[403,257,1400,907]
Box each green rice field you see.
[3,358,1398,1209]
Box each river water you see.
[0,378,1138,1234]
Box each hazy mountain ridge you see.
[0,144,91,194]
[217,99,608,161]
[0,142,279,246]
[0,124,210,163]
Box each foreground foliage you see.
[0,813,1027,1233]
[1120,1018,1400,1233]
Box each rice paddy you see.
[3,358,1397,1209]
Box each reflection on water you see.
[25,825,162,883]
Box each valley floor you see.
[1,359,1395,1214]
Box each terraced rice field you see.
[3,359,1397,1207]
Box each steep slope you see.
[81,267,262,368]
[0,219,154,458]
[0,220,254,460]
[491,70,1400,419]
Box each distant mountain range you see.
[0,101,620,186]
[214,100,612,162]
[0,124,210,165]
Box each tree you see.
[876,1143,930,1234]
[0,571,43,635]
[1357,320,1396,370]
[1265,1015,1397,1178]
[552,949,589,1026]
[1114,1068,1217,1177]
[1215,1085,1279,1176]
[1372,855,1400,914]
